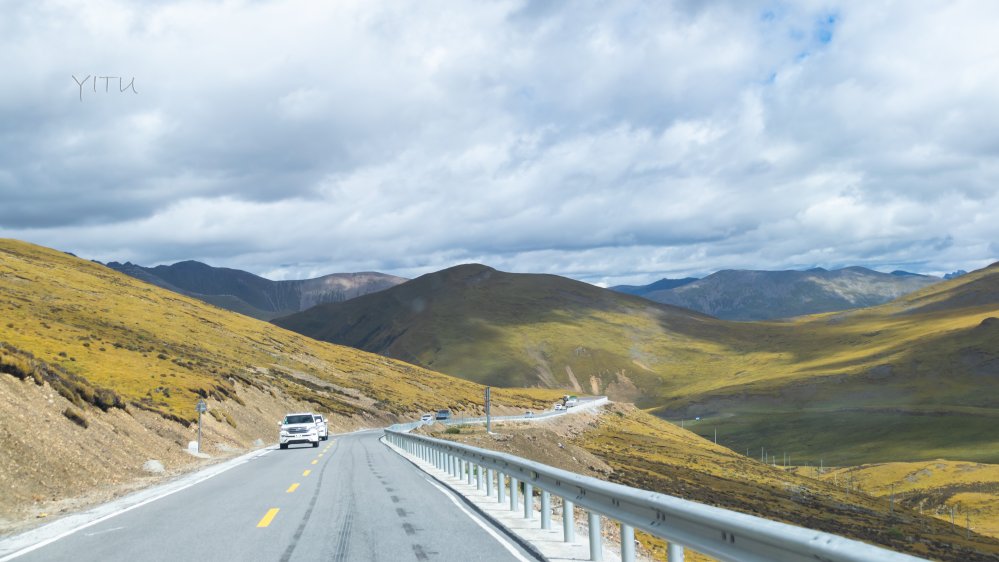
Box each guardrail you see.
[384,429,928,562]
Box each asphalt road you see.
[14,431,534,562]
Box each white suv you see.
[315,414,329,441]
[279,412,320,449]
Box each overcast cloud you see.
[1,0,998,285]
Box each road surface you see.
[12,431,534,562]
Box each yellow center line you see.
[310,460,318,465]
[286,483,299,493]
[303,469,312,476]
[318,453,324,457]
[257,508,279,528]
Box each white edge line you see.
[380,435,535,562]
[0,427,376,560]
[0,448,273,562]
[424,475,534,562]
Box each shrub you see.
[445,427,461,434]
[63,408,88,428]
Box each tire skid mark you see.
[279,439,342,562]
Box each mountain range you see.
[104,260,406,320]
[611,267,941,320]
[274,261,999,464]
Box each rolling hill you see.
[0,239,556,529]
[105,260,406,320]
[272,263,727,391]
[617,267,941,320]
[275,261,999,464]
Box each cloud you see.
[1,0,998,285]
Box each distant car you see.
[314,414,328,441]
[279,412,320,449]
[420,413,433,423]
[435,409,452,421]
[554,403,565,411]
[524,411,534,418]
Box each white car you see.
[315,414,329,441]
[279,412,320,449]
[554,403,565,411]
[420,413,434,423]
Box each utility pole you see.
[713,427,717,444]
[485,387,491,434]
[890,484,894,514]
[195,399,207,454]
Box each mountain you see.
[275,260,999,464]
[637,266,941,320]
[273,263,723,390]
[0,239,556,529]
[609,276,698,296]
[105,260,406,320]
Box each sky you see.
[2,0,998,286]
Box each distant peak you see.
[446,263,495,272]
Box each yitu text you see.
[73,75,138,101]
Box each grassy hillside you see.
[276,261,999,464]
[0,239,561,531]
[791,460,999,542]
[273,263,729,391]
[668,263,999,465]
[0,240,558,423]
[435,405,999,561]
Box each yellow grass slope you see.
[797,460,999,541]
[0,239,558,424]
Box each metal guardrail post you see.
[467,461,474,485]
[510,477,519,511]
[498,472,506,503]
[524,482,533,519]
[476,464,483,490]
[588,511,602,561]
[541,490,551,529]
[667,542,684,562]
[563,499,575,542]
[621,524,635,562]
[486,468,494,496]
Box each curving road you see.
[10,431,534,562]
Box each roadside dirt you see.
[0,374,383,537]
